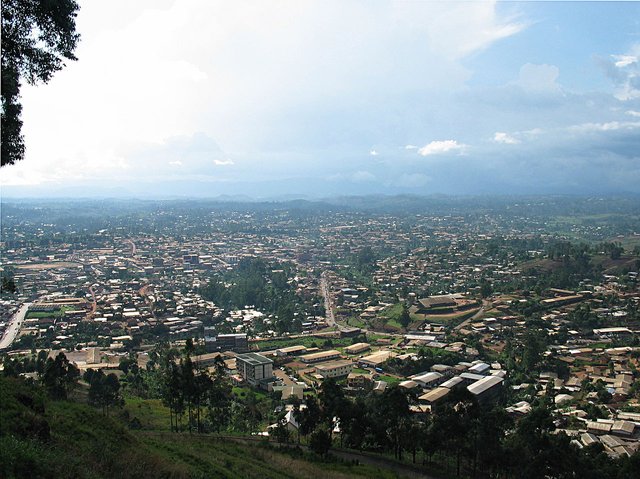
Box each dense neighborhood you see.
[1,197,640,478]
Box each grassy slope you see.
[0,377,398,479]
[140,433,399,479]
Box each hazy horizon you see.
[2,1,640,198]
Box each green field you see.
[124,397,172,431]
[26,305,75,319]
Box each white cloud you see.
[418,140,466,156]
[169,160,183,166]
[493,132,520,144]
[568,121,640,133]
[404,145,418,150]
[2,0,527,187]
[613,54,637,68]
[214,159,234,166]
[608,44,640,101]
[626,110,640,117]
[369,149,379,156]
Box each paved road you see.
[0,302,31,350]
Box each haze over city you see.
[2,0,639,198]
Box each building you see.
[347,372,374,389]
[340,327,362,337]
[86,347,101,364]
[275,345,308,357]
[412,371,444,388]
[205,333,248,352]
[358,350,396,368]
[418,387,450,407]
[236,352,274,387]
[467,376,504,406]
[344,342,370,355]
[300,349,341,364]
[314,360,354,379]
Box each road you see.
[0,302,31,350]
[85,285,97,320]
[319,271,338,329]
[453,299,491,331]
[126,239,137,255]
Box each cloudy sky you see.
[2,1,640,197]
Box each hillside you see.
[0,376,401,479]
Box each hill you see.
[0,376,401,479]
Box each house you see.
[347,372,374,389]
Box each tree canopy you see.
[1,0,80,166]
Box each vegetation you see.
[1,375,396,479]
[1,0,80,166]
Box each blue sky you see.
[2,1,640,198]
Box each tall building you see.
[235,352,274,387]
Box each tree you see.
[521,331,546,374]
[86,369,124,416]
[1,0,80,166]
[398,305,411,329]
[480,279,493,299]
[1,275,17,294]
[309,425,332,458]
[297,396,321,439]
[272,417,291,444]
[42,352,79,399]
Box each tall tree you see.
[1,0,80,166]
[42,352,79,400]
[86,369,123,416]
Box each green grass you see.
[376,375,402,386]
[124,397,172,431]
[1,376,404,479]
[345,316,366,329]
[232,386,268,400]
[140,433,402,479]
[380,303,403,319]
[26,305,75,319]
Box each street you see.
[0,302,31,350]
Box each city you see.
[1,196,639,477]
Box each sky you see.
[2,0,640,198]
